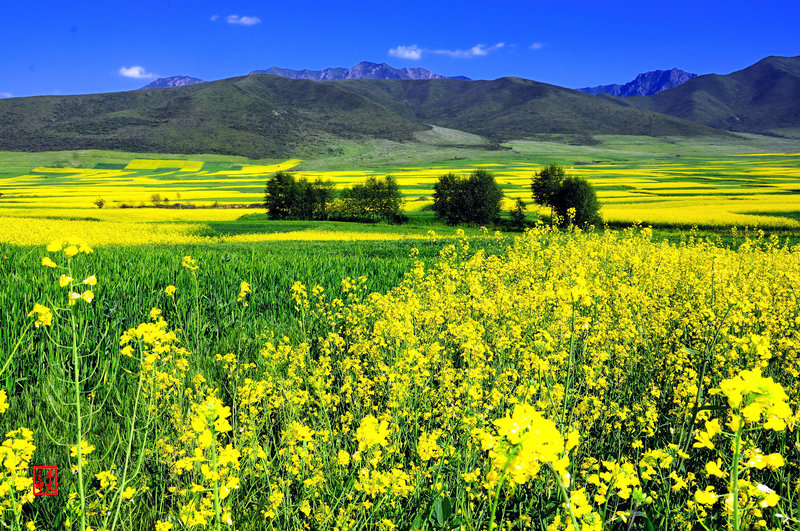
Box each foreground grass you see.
[2,227,800,530]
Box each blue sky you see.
[1,0,798,98]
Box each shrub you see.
[530,163,566,218]
[433,170,503,225]
[552,176,602,226]
[264,172,335,221]
[510,198,527,231]
[338,175,404,223]
[264,171,298,220]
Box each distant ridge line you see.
[250,61,471,81]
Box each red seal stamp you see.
[32,466,57,495]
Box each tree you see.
[264,171,298,220]
[265,173,335,220]
[531,163,567,221]
[335,175,404,222]
[432,170,503,225]
[432,172,465,225]
[468,169,504,225]
[510,198,527,231]
[551,176,602,227]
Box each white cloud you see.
[226,14,261,26]
[529,42,545,50]
[210,14,219,22]
[118,66,157,79]
[0,92,12,98]
[433,43,505,58]
[389,43,505,60]
[389,45,423,60]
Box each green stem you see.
[212,436,221,531]
[550,464,581,531]
[7,468,22,531]
[70,266,86,531]
[194,273,201,355]
[487,473,505,531]
[561,301,577,426]
[731,417,743,531]
[107,351,145,531]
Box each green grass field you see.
[1,134,800,529]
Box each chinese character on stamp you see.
[32,466,57,495]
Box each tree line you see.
[431,165,600,228]
[263,164,600,227]
[264,172,406,223]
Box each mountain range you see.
[142,76,205,89]
[0,55,797,158]
[139,62,469,90]
[622,55,800,135]
[578,69,697,97]
[250,61,471,81]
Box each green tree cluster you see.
[432,170,504,225]
[332,175,404,223]
[531,164,601,226]
[264,171,335,220]
[264,172,405,223]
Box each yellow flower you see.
[197,430,213,448]
[41,256,57,268]
[70,440,96,458]
[417,430,443,462]
[150,308,162,320]
[757,484,780,507]
[356,415,391,451]
[47,240,64,253]
[218,445,241,468]
[59,274,74,287]
[82,275,97,286]
[182,255,199,271]
[705,460,725,478]
[165,285,177,297]
[95,470,117,489]
[28,303,53,327]
[714,369,792,431]
[237,281,251,304]
[63,245,79,258]
[0,390,8,414]
[155,522,173,531]
[695,486,718,506]
[121,486,136,500]
[337,450,351,466]
[566,430,580,451]
[762,453,785,469]
[81,291,94,303]
[693,431,715,450]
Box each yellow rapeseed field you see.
[2,153,800,243]
[4,227,800,529]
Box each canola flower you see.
[8,227,800,529]
[0,391,36,531]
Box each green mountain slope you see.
[0,74,726,158]
[332,77,719,139]
[0,75,427,158]
[625,56,800,135]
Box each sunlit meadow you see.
[2,225,800,530]
[2,151,800,246]
[2,146,800,530]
